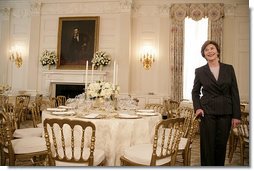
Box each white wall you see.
[0,0,249,104]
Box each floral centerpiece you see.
[0,84,11,94]
[91,51,111,69]
[86,81,120,100]
[40,50,57,66]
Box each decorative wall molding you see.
[12,8,30,18]
[224,4,236,17]
[40,2,120,15]
[30,0,42,14]
[0,8,11,19]
[158,4,170,17]
[120,0,133,12]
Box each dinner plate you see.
[47,108,66,112]
[136,112,158,116]
[79,113,103,119]
[115,114,141,119]
[136,109,155,113]
[51,111,76,116]
[58,105,74,110]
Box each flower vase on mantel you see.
[48,65,56,70]
[99,65,103,71]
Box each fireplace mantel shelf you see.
[42,70,108,95]
[43,70,107,75]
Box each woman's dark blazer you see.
[192,62,241,119]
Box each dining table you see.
[42,108,162,166]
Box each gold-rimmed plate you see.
[78,113,104,119]
[115,114,142,119]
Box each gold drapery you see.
[169,3,224,101]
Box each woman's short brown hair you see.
[201,40,220,58]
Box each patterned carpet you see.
[1,120,249,167]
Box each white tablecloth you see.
[42,111,161,166]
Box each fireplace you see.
[55,84,85,99]
[42,70,107,97]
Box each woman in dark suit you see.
[192,40,241,166]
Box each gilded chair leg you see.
[240,143,245,165]
[1,151,6,166]
[228,135,239,163]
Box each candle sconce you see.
[140,46,155,70]
[9,45,23,68]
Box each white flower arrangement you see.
[91,51,111,69]
[0,84,11,94]
[40,50,58,66]
[86,81,120,99]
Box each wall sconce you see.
[9,45,23,68]
[140,46,155,70]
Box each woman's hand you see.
[195,109,204,117]
[232,118,241,128]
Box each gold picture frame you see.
[57,16,100,69]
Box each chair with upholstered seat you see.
[120,117,184,166]
[145,103,167,119]
[43,118,106,166]
[57,95,66,106]
[177,113,199,166]
[237,111,249,165]
[0,94,9,109]
[228,105,248,164]
[0,111,47,166]
[163,99,180,118]
[2,102,42,139]
[31,102,43,128]
[15,94,30,121]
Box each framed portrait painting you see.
[57,16,100,69]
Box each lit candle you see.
[91,64,94,83]
[85,60,88,89]
[113,60,116,88]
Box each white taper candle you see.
[113,60,116,88]
[91,64,94,83]
[85,60,88,89]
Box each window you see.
[183,18,208,100]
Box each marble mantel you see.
[42,70,107,97]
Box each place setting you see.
[135,109,158,116]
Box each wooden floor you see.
[1,120,249,167]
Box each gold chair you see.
[0,94,9,109]
[144,103,166,119]
[2,101,42,139]
[31,102,43,128]
[177,112,199,166]
[0,111,47,166]
[43,118,106,166]
[145,103,165,113]
[164,99,180,118]
[15,94,30,121]
[120,117,184,166]
[237,111,249,165]
[48,97,58,108]
[57,95,66,106]
[228,105,248,163]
